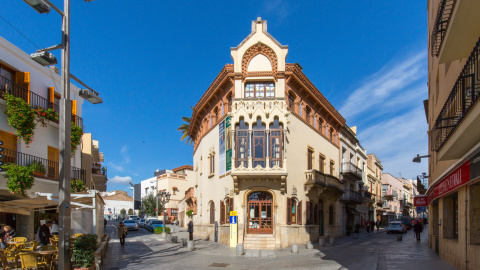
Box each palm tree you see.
[178,116,193,146]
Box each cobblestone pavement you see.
[102,221,457,270]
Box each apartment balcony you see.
[92,163,107,188]
[340,190,363,204]
[400,199,414,209]
[383,189,398,200]
[0,74,84,131]
[433,0,480,63]
[0,148,85,184]
[363,191,373,202]
[185,187,197,215]
[432,38,480,160]
[304,169,344,199]
[340,162,362,180]
[158,172,187,181]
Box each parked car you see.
[147,220,164,232]
[387,221,407,234]
[123,219,139,231]
[128,215,140,221]
[137,219,146,228]
[145,217,157,226]
[400,217,413,230]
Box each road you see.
[102,221,457,270]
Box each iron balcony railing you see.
[340,162,362,179]
[1,74,84,131]
[340,190,363,203]
[431,0,456,57]
[432,37,480,151]
[363,191,372,200]
[0,148,86,185]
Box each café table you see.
[36,250,57,266]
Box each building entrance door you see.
[247,191,273,234]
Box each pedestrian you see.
[187,220,194,241]
[50,220,59,236]
[376,220,380,231]
[366,221,370,233]
[413,220,423,241]
[117,221,128,247]
[39,220,53,246]
[370,220,375,232]
[0,225,17,249]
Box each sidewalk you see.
[323,227,387,247]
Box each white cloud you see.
[109,175,132,184]
[108,161,124,172]
[120,144,130,164]
[340,51,427,121]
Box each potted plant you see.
[346,224,353,236]
[164,226,172,241]
[72,234,97,270]
[3,92,36,145]
[1,163,34,196]
[71,179,86,193]
[29,160,46,177]
[154,227,163,234]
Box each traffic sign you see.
[417,206,426,213]
[230,211,237,216]
[230,215,237,224]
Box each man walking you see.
[187,220,194,241]
[376,220,380,231]
[413,220,423,241]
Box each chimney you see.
[351,126,357,135]
[252,17,267,34]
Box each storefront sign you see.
[414,196,428,207]
[433,161,470,198]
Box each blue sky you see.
[1,0,428,194]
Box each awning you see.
[0,190,100,215]
[347,207,360,215]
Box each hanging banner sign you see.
[219,119,226,176]
[225,116,232,173]
[414,196,428,207]
[433,161,470,199]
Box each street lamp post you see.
[158,191,171,224]
[22,1,99,269]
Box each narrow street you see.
[103,221,456,270]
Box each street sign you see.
[230,211,237,216]
[417,206,426,213]
[229,215,238,247]
[230,215,237,224]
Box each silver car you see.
[123,219,138,231]
[137,219,146,228]
[387,221,407,234]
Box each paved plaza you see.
[102,222,457,270]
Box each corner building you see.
[188,18,346,249]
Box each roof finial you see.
[257,17,262,21]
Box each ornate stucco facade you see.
[186,18,347,249]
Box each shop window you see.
[244,82,275,98]
[443,192,458,239]
[329,205,334,226]
[470,183,480,244]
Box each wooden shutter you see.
[306,201,311,225]
[286,197,291,225]
[297,201,302,225]
[220,200,225,224]
[48,146,59,179]
[0,130,17,165]
[48,87,55,109]
[24,72,30,103]
[71,100,77,125]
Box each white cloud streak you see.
[109,175,133,184]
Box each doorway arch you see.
[247,191,273,234]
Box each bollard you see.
[329,236,335,245]
[319,238,325,247]
[306,241,313,250]
[171,236,178,243]
[166,234,172,242]
[187,240,195,251]
[236,244,244,255]
[181,238,187,247]
[291,244,299,253]
[397,234,402,241]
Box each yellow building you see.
[427,1,480,269]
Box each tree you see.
[120,208,126,215]
[141,192,161,217]
[128,209,134,215]
[177,116,193,146]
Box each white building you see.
[102,190,133,219]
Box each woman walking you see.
[117,222,128,247]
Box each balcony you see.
[304,169,344,199]
[185,187,197,215]
[432,38,480,160]
[1,75,84,131]
[340,190,363,204]
[431,0,456,57]
[340,162,362,180]
[383,189,398,200]
[0,148,85,184]
[400,199,414,209]
[363,191,373,202]
[435,0,480,63]
[376,197,385,206]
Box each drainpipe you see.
[465,187,468,270]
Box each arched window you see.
[253,117,266,168]
[299,103,303,117]
[287,197,302,225]
[288,93,295,110]
[209,115,212,128]
[318,118,324,133]
[235,118,249,168]
[305,106,311,123]
[209,201,215,224]
[227,92,233,112]
[214,107,219,123]
[221,102,224,117]
[329,205,334,226]
[269,118,283,168]
[329,127,334,141]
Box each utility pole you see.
[58,0,72,268]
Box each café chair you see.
[19,253,47,270]
[21,241,38,252]
[0,252,21,270]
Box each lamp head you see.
[412,154,421,163]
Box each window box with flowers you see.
[29,160,46,178]
[34,107,59,127]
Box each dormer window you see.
[245,82,275,98]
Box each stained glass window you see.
[244,82,275,98]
